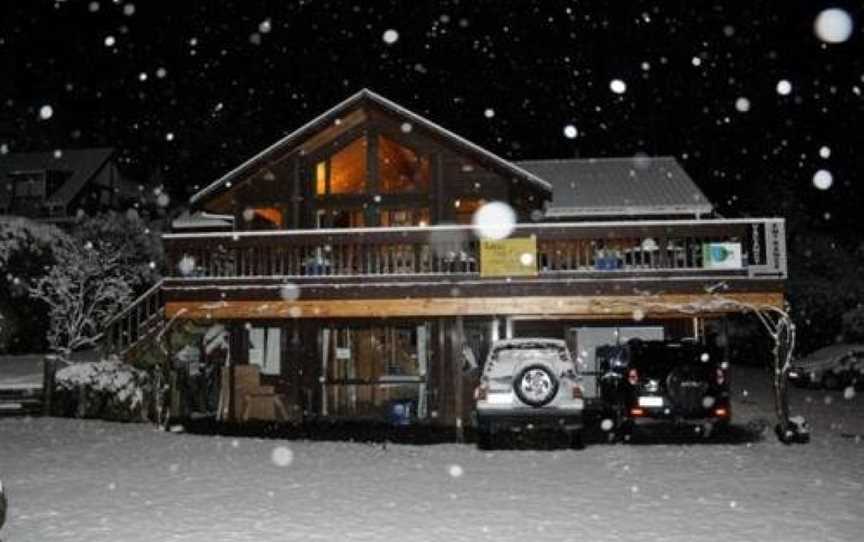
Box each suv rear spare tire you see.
[513,364,559,407]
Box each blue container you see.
[388,400,415,426]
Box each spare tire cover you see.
[666,364,709,414]
[513,364,559,407]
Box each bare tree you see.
[29,240,133,362]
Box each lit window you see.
[329,137,366,194]
[316,162,327,196]
[379,136,429,193]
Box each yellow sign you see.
[480,237,538,278]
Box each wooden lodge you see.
[106,89,787,429]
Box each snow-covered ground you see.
[1,366,863,542]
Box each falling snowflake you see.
[563,124,578,139]
[178,255,196,276]
[104,35,116,47]
[448,464,464,478]
[165,132,175,142]
[600,418,614,432]
[814,8,853,44]
[776,80,792,96]
[734,97,751,112]
[155,67,167,79]
[843,386,855,400]
[400,122,413,133]
[609,79,627,94]
[123,3,135,16]
[259,19,273,34]
[818,146,831,159]
[484,108,495,118]
[39,105,54,120]
[519,252,535,266]
[472,201,516,240]
[271,446,294,467]
[88,1,100,12]
[382,29,399,45]
[812,169,833,190]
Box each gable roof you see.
[190,89,552,204]
[0,147,116,207]
[515,156,713,218]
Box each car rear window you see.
[484,344,569,378]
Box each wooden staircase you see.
[103,279,166,358]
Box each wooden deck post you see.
[42,354,57,416]
[452,316,465,442]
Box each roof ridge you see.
[516,155,678,164]
[190,90,552,203]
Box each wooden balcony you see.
[161,218,787,319]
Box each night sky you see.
[1,1,862,243]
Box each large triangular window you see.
[379,136,429,193]
[316,136,367,195]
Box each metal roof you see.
[190,89,552,204]
[515,156,713,218]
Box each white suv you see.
[474,339,584,449]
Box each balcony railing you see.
[162,218,787,282]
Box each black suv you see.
[598,339,730,435]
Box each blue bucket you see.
[388,400,415,426]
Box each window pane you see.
[454,198,484,225]
[379,136,429,193]
[380,207,429,227]
[329,137,366,194]
[264,327,281,375]
[245,207,282,230]
[316,162,327,195]
[249,327,281,375]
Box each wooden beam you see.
[165,292,784,320]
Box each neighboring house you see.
[0,147,141,223]
[106,89,787,428]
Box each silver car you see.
[789,343,864,390]
[473,339,584,449]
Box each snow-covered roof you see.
[190,89,552,205]
[171,211,234,231]
[516,156,713,218]
[0,147,120,208]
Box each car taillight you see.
[716,368,726,386]
[630,407,645,417]
[628,368,639,386]
[572,384,583,399]
[714,407,729,418]
[474,384,488,401]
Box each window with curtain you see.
[249,327,281,375]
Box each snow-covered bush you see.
[54,358,151,422]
